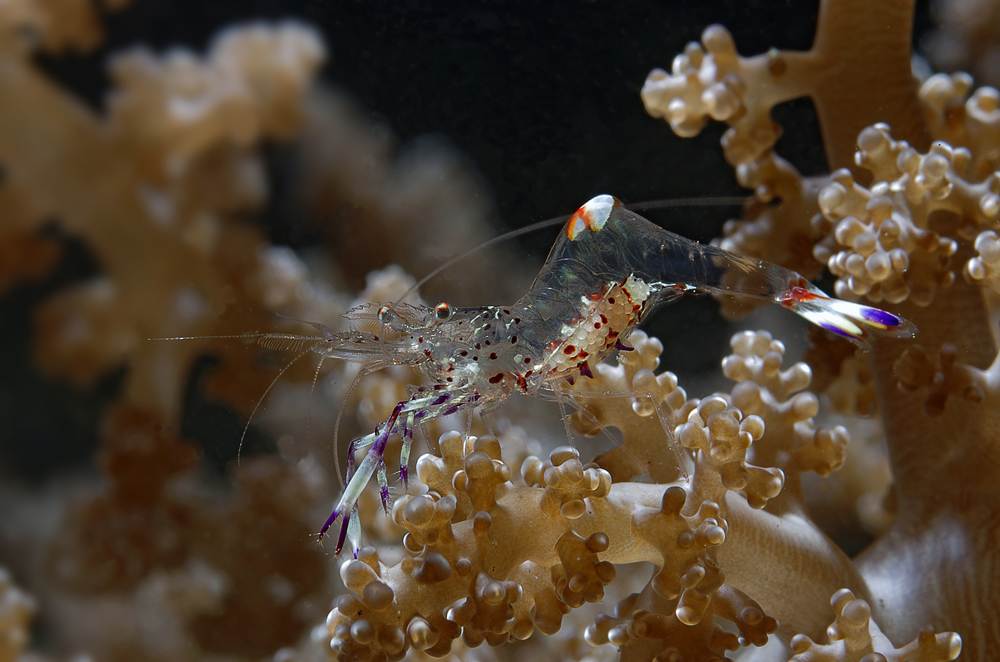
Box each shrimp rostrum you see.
[316,194,914,555]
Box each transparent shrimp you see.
[314,194,915,555]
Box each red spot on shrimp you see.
[563,345,576,354]
[489,352,497,360]
[523,356,532,364]
[778,280,818,309]
[489,373,505,384]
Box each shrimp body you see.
[319,195,914,554]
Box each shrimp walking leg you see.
[319,388,480,554]
[398,412,416,488]
[319,401,403,553]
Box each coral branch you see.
[789,589,961,662]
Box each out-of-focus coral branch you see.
[0,0,129,55]
[0,18,328,425]
[0,568,35,662]
[922,0,1000,91]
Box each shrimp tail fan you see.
[781,283,916,346]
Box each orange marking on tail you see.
[778,279,820,309]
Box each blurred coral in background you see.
[0,1,997,661]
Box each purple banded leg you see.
[318,507,342,542]
[366,403,404,518]
[336,511,351,556]
[318,506,359,557]
[376,460,390,514]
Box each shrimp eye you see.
[378,305,395,324]
[435,302,453,321]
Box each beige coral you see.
[789,589,961,662]
[0,0,129,55]
[0,16,331,423]
[0,569,35,662]
[812,125,1000,306]
[640,2,930,317]
[325,329,911,660]
[107,22,325,184]
[641,3,1000,660]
